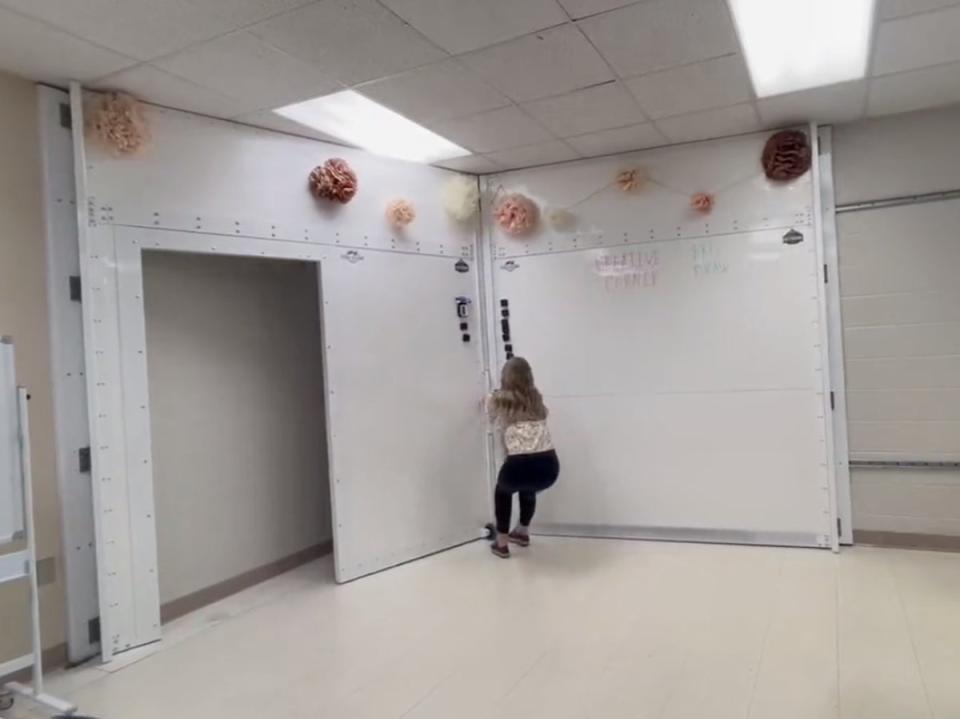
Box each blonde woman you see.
[487,357,560,558]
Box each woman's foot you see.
[508,526,530,547]
[491,542,510,559]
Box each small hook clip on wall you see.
[782,228,804,245]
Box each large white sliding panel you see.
[494,230,832,545]
[485,131,836,547]
[323,251,488,581]
[74,98,488,656]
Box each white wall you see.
[833,105,960,536]
[142,251,329,605]
[0,72,66,669]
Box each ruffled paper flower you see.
[691,192,714,214]
[762,130,812,181]
[495,193,539,236]
[87,92,150,156]
[309,158,358,203]
[546,207,576,231]
[616,167,647,192]
[441,174,479,222]
[386,199,415,228]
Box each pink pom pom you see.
[691,192,714,214]
[386,199,415,228]
[494,193,539,236]
[309,158,358,203]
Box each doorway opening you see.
[141,250,332,623]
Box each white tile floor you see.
[9,538,960,719]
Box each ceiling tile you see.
[232,109,350,144]
[0,6,135,83]
[485,140,579,169]
[379,0,568,54]
[427,105,553,153]
[872,4,960,75]
[625,54,752,120]
[355,59,510,122]
[578,0,738,78]
[556,0,641,20]
[867,61,960,116]
[521,82,645,137]
[93,65,253,119]
[248,0,446,85]
[655,103,760,144]
[565,121,666,156]
[757,81,867,126]
[879,0,960,20]
[433,155,503,173]
[154,31,339,113]
[460,24,613,102]
[0,0,311,61]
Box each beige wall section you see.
[0,72,66,664]
[142,251,330,605]
[833,104,960,537]
[833,105,960,205]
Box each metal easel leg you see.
[3,389,78,717]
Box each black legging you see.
[494,450,559,534]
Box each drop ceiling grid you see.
[3,0,960,167]
[865,1,960,119]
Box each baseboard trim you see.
[0,643,68,686]
[160,540,333,624]
[854,530,960,553]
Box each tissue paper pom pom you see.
[309,158,358,203]
[87,92,150,156]
[616,167,647,192]
[691,192,714,214]
[495,193,539,236]
[762,130,811,181]
[386,199,415,228]
[441,174,479,222]
[546,207,576,231]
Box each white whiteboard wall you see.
[0,339,24,545]
[484,131,836,546]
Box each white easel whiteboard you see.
[1,338,25,545]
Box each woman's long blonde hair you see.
[490,357,547,424]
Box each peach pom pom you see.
[690,192,714,214]
[386,199,415,228]
[87,92,150,156]
[616,167,647,192]
[495,193,539,236]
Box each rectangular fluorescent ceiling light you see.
[274,90,470,164]
[728,0,875,97]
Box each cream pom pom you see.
[441,174,479,223]
[546,207,576,231]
